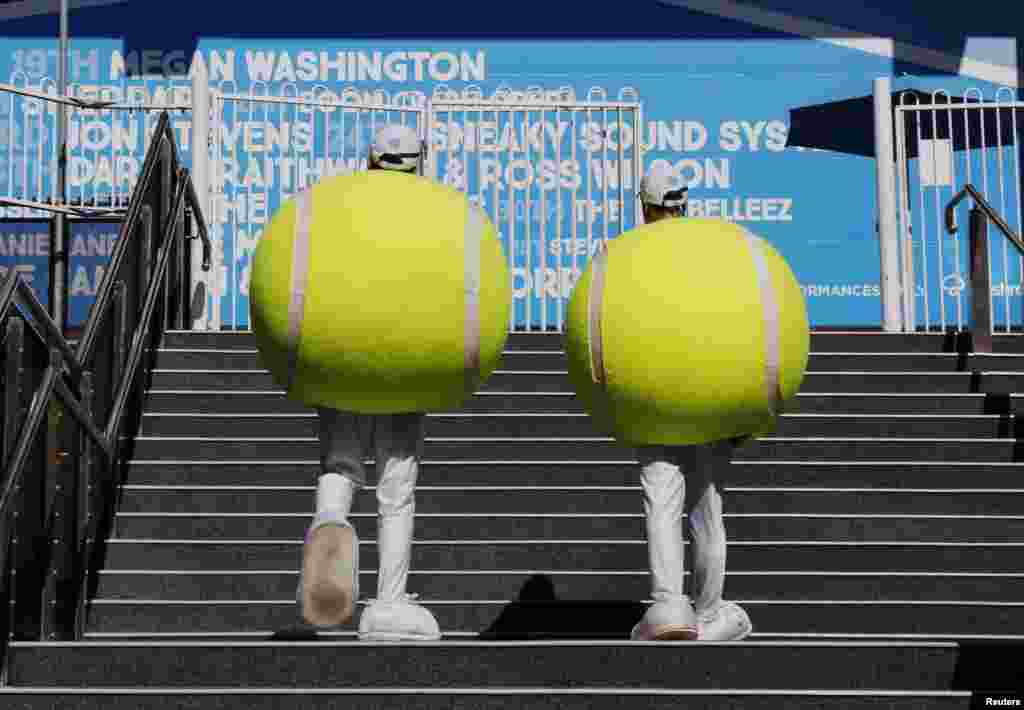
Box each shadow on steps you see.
[477,574,646,640]
[268,575,648,642]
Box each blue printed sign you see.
[0,220,49,313]
[0,36,1018,329]
[0,219,120,328]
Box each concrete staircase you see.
[6,330,1024,707]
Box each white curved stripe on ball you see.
[464,204,484,386]
[284,189,314,390]
[741,228,782,415]
[587,242,609,386]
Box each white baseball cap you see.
[639,163,688,208]
[371,124,423,172]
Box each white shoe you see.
[698,601,752,641]
[296,519,360,628]
[630,595,699,641]
[358,593,441,641]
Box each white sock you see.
[315,473,357,521]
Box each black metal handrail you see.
[0,111,209,657]
[945,184,1024,255]
[0,270,84,385]
[0,280,112,463]
[945,184,1024,352]
[76,116,211,366]
[104,175,192,444]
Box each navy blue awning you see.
[787,90,1021,160]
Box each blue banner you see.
[0,219,120,328]
[0,36,1017,329]
[0,220,48,310]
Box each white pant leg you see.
[637,445,688,600]
[686,440,731,615]
[373,412,425,601]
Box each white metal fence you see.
[893,89,1024,333]
[0,73,644,332]
[0,74,190,214]
[0,75,194,322]
[429,87,643,331]
[207,84,427,331]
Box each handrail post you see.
[945,183,1024,351]
[137,205,153,321]
[10,335,49,641]
[43,359,74,641]
[0,317,24,648]
[111,281,127,405]
[969,207,994,353]
[74,371,93,641]
[3,318,22,464]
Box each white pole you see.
[874,77,903,332]
[191,54,212,330]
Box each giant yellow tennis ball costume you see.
[250,170,512,413]
[565,217,809,445]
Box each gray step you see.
[811,333,957,353]
[145,370,1024,394]
[142,390,1024,416]
[798,372,1024,394]
[742,438,1024,462]
[122,460,1024,489]
[138,413,1024,440]
[129,437,628,461]
[159,329,1024,353]
[154,348,570,371]
[6,641,959,690]
[806,333,960,353]
[128,436,1024,462]
[83,599,1024,638]
[110,512,1024,543]
[814,353,1024,371]
[115,486,1024,516]
[792,394,1024,415]
[0,687,976,710]
[124,461,645,486]
[151,348,1024,373]
[95,569,1024,603]
[100,539,1024,572]
[162,331,568,351]
[143,391,583,414]
[140,413,601,438]
[149,370,580,393]
[770,415,1021,438]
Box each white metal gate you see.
[206,87,427,330]
[893,89,1024,333]
[0,76,191,212]
[0,76,642,334]
[429,87,644,332]
[0,76,192,322]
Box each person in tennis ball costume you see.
[296,123,442,642]
[629,162,753,643]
